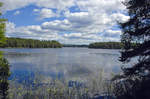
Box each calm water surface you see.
[0,47,121,81]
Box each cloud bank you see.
[1,0,129,44]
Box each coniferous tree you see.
[113,0,150,99]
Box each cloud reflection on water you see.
[1,48,121,81]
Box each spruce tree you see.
[113,0,150,99]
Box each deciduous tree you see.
[0,3,10,99]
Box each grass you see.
[7,69,115,99]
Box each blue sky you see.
[0,0,129,44]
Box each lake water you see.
[0,48,122,82]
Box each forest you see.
[2,37,62,48]
[2,38,138,50]
[88,42,123,49]
[63,44,88,47]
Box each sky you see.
[0,0,129,44]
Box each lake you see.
[0,47,122,82]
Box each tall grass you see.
[8,69,114,99]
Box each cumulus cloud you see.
[6,22,16,36]
[110,13,129,22]
[13,10,20,15]
[6,22,60,40]
[35,0,75,11]
[6,21,123,44]
[0,0,33,13]
[63,33,101,41]
[41,19,71,31]
[66,12,93,25]
[3,0,129,44]
[34,8,56,20]
[77,0,126,13]
[0,0,74,13]
[102,30,121,38]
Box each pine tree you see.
[113,0,150,99]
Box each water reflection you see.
[0,48,121,81]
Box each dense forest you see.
[88,42,123,49]
[2,37,62,48]
[63,44,88,47]
[1,38,138,49]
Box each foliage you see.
[0,3,10,99]
[3,37,62,48]
[89,42,123,49]
[113,0,150,99]
[0,57,10,99]
[63,44,88,48]
[0,2,7,47]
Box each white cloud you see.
[65,11,93,28]
[41,19,71,31]
[14,10,20,15]
[64,33,82,38]
[33,9,39,12]
[0,0,33,13]
[35,0,75,11]
[3,0,130,44]
[0,0,74,13]
[63,33,102,41]
[77,0,126,13]
[6,22,16,36]
[102,30,122,38]
[6,21,123,44]
[34,8,56,20]
[110,13,130,22]
[6,22,60,40]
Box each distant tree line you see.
[63,44,88,47]
[88,42,123,49]
[2,37,62,48]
